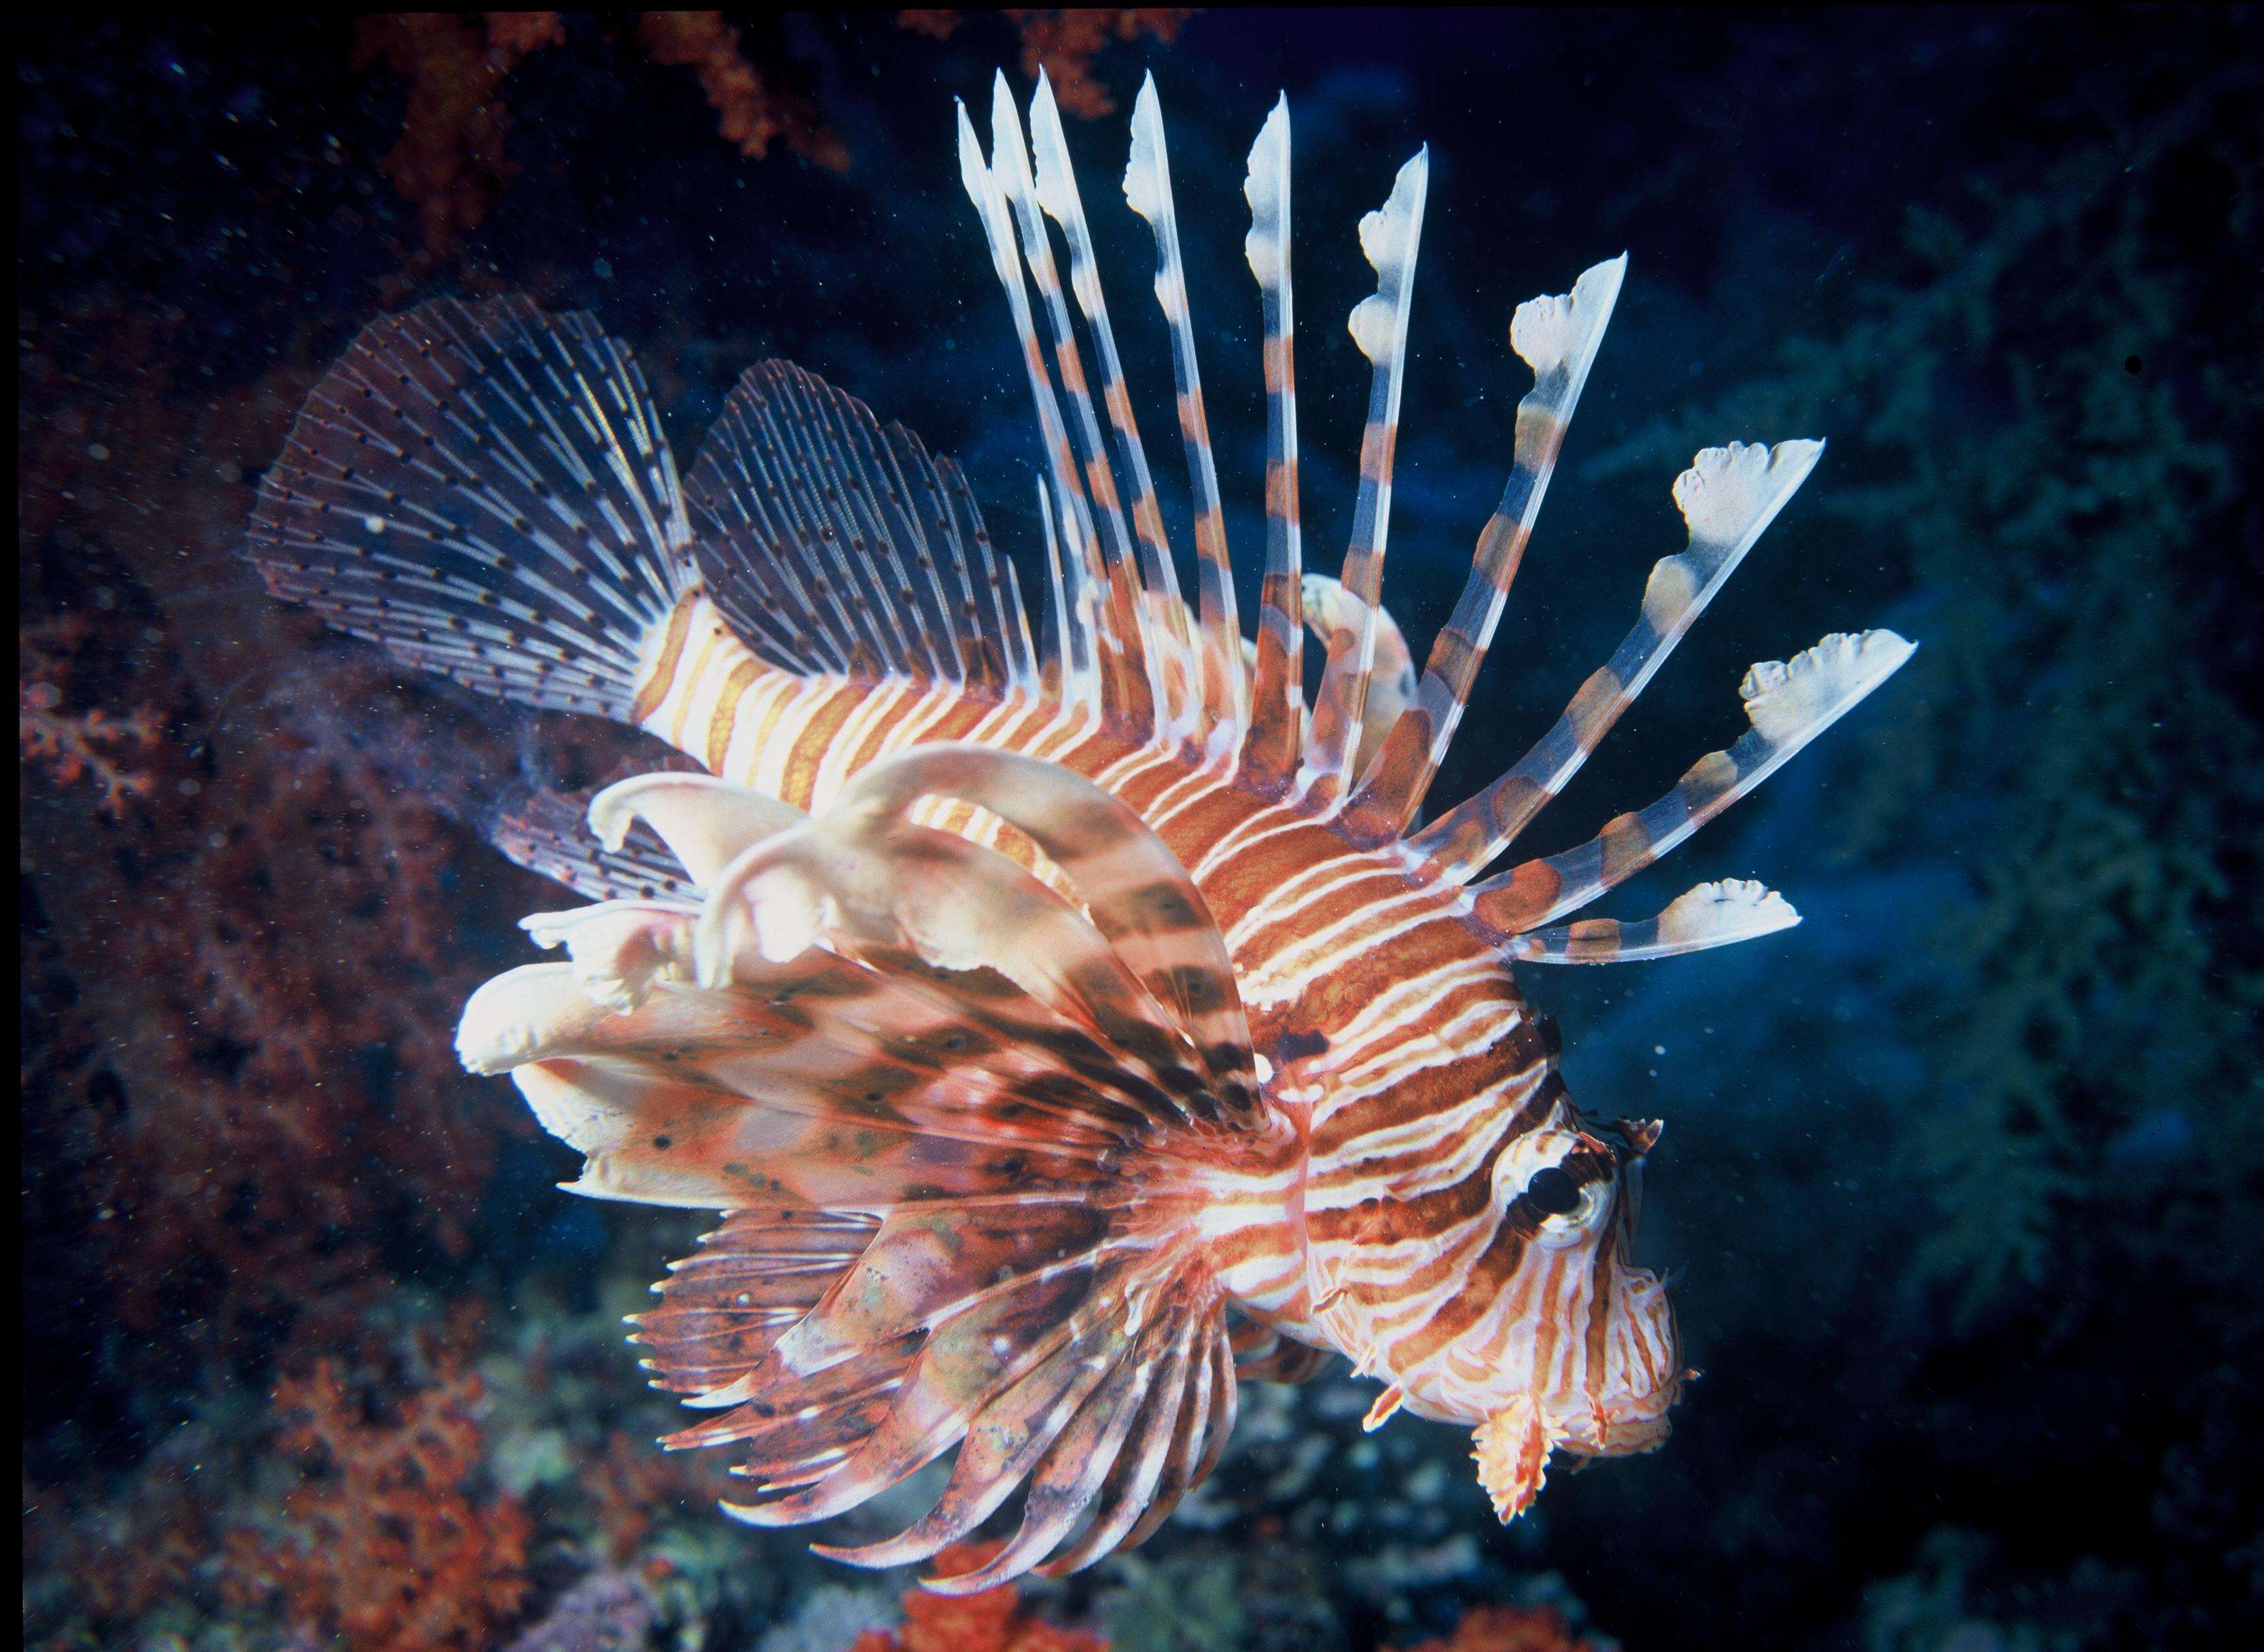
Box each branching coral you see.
[1387,1604,1606,1652]
[635,12,849,170]
[228,1342,533,1652]
[351,13,567,264]
[850,1542,1109,1652]
[355,11,848,266]
[20,615,163,814]
[896,10,1197,116]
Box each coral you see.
[1006,12,1196,118]
[351,13,566,264]
[228,1340,533,1652]
[19,615,164,814]
[896,10,1197,116]
[354,11,848,267]
[851,1542,1109,1652]
[1387,1604,1604,1652]
[635,12,849,170]
[501,1569,660,1652]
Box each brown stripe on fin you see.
[1474,630,1917,935]
[1502,878,1801,964]
[957,93,1156,733]
[1345,257,1626,838]
[1239,96,1308,788]
[1414,439,1824,880]
[1125,73,1245,735]
[1307,147,1428,789]
[491,788,698,904]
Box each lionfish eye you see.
[1525,1165,1585,1218]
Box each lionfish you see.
[248,71,1912,1590]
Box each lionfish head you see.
[1421,1108,1683,1522]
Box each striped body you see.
[628,588,1675,1435]
[249,64,1910,1585]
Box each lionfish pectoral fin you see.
[245,297,698,722]
[466,743,1276,1586]
[682,356,1039,696]
[1472,1397,1559,1522]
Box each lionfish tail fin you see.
[1472,630,1917,937]
[246,297,697,721]
[457,743,1281,1586]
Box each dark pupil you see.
[1525,1166,1585,1218]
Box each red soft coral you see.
[230,1346,532,1652]
[1388,1603,1606,1652]
[854,1541,1110,1652]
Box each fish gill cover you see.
[18,12,2264,1652]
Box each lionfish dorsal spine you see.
[1343,254,1628,838]
[1029,73,1199,728]
[1306,143,1430,788]
[956,95,1145,730]
[1239,94,1307,787]
[1411,437,1827,880]
[1471,628,1919,937]
[986,73,1167,734]
[1125,72,1247,736]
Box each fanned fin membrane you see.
[247,296,695,719]
[686,359,1035,694]
[492,788,698,904]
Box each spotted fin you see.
[685,359,1038,696]
[491,788,699,904]
[247,297,696,720]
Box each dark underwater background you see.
[19,10,2263,1651]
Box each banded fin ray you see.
[1474,630,1917,936]
[1347,256,1626,836]
[247,296,695,719]
[1307,145,1428,787]
[964,94,1158,728]
[1502,878,1801,964]
[1125,73,1245,734]
[1240,96,1308,786]
[1413,439,1824,880]
[1029,71,1199,734]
